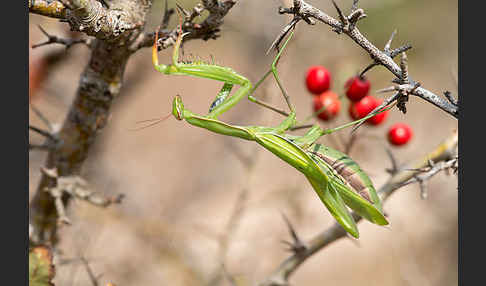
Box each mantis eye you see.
[172,95,184,120]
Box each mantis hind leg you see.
[246,30,297,117]
[206,30,298,129]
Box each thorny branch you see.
[32,25,93,49]
[130,0,236,52]
[274,0,458,119]
[29,0,237,245]
[259,130,458,286]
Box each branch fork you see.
[40,167,124,226]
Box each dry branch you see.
[259,130,458,286]
[32,25,93,49]
[130,0,236,52]
[274,0,458,118]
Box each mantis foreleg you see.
[152,14,297,121]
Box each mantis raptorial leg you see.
[151,13,390,238]
[152,7,295,119]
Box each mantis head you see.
[172,95,185,120]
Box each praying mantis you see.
[151,18,389,238]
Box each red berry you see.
[367,99,388,125]
[349,95,376,120]
[388,123,413,146]
[345,75,371,102]
[313,91,340,121]
[306,66,331,95]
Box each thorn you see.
[384,29,397,52]
[376,86,397,94]
[332,0,348,27]
[351,0,360,13]
[100,0,109,8]
[348,9,366,27]
[32,25,88,50]
[161,0,175,29]
[443,91,458,106]
[175,2,190,19]
[280,212,306,254]
[385,147,399,175]
[266,18,299,55]
[390,44,412,58]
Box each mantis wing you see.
[256,133,360,237]
[306,175,359,238]
[307,145,388,226]
[331,177,388,226]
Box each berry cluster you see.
[305,66,413,146]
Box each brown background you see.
[29,0,458,285]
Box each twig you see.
[343,129,359,154]
[30,104,54,132]
[258,130,458,286]
[395,157,458,199]
[29,125,55,141]
[266,17,300,55]
[29,124,60,152]
[161,0,175,30]
[32,25,91,50]
[80,256,101,286]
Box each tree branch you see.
[259,130,458,286]
[130,0,237,52]
[275,0,458,118]
[32,25,93,49]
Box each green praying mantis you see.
[150,19,390,238]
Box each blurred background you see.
[29,0,458,285]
